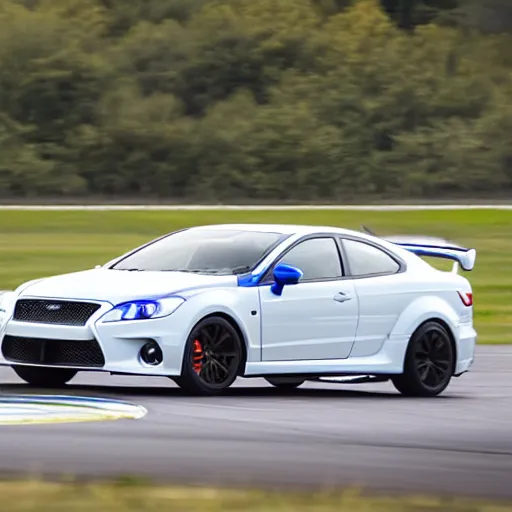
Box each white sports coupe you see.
[0,223,477,397]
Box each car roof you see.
[187,223,371,238]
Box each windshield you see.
[110,228,287,274]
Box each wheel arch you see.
[390,295,458,340]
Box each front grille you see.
[1,335,105,367]
[13,299,101,326]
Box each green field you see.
[0,208,510,344]
[1,480,511,512]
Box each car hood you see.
[16,268,238,305]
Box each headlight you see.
[100,297,185,323]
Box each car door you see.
[339,236,413,357]
[258,236,359,362]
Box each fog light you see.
[140,341,163,366]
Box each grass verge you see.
[1,480,511,512]
[0,208,510,343]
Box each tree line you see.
[0,0,511,202]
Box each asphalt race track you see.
[0,345,511,499]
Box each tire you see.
[391,321,455,397]
[172,316,244,396]
[265,377,305,390]
[12,365,77,387]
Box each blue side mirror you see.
[270,263,303,296]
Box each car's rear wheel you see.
[12,365,77,387]
[265,377,305,390]
[172,316,244,396]
[391,321,455,397]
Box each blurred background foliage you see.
[0,0,511,202]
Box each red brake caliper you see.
[192,340,204,374]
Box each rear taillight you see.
[458,291,473,307]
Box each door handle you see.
[333,292,351,303]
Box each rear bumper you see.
[454,323,476,375]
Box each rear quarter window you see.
[342,238,400,277]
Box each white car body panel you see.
[349,274,409,358]
[19,268,239,304]
[259,279,359,361]
[0,223,477,388]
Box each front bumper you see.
[0,301,187,376]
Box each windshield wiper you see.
[162,267,253,275]
[163,268,220,274]
[164,268,240,275]
[231,265,252,274]
[115,267,250,275]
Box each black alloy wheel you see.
[173,316,243,396]
[391,321,455,397]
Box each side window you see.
[277,238,343,281]
[342,239,400,276]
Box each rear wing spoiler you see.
[360,226,476,272]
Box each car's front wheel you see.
[391,321,455,397]
[172,316,244,396]
[12,365,77,387]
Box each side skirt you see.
[244,336,409,377]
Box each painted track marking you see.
[0,394,147,425]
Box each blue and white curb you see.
[0,394,147,425]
